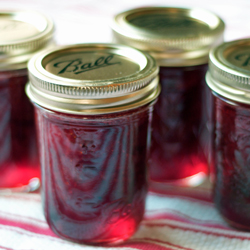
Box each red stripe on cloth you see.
[142,222,250,241]
[0,211,46,225]
[0,226,73,247]
[0,245,17,250]
[0,225,190,250]
[0,194,41,202]
[122,238,194,250]
[0,218,57,238]
[148,193,214,206]
[149,181,212,203]
[119,242,173,250]
[144,211,230,230]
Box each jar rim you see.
[111,6,225,66]
[0,10,54,70]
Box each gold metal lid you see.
[111,7,225,66]
[26,43,160,114]
[206,39,250,104]
[0,10,54,70]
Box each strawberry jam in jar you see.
[26,44,160,244]
[206,39,250,230]
[112,7,225,188]
[0,11,54,189]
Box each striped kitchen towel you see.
[0,181,250,250]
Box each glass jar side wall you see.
[149,64,209,187]
[0,69,39,188]
[35,104,153,244]
[211,92,250,230]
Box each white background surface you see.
[0,0,249,45]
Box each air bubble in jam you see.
[212,93,250,230]
[36,105,151,244]
[149,64,208,187]
[0,69,39,188]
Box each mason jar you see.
[26,44,160,244]
[206,39,250,230]
[111,7,225,188]
[0,10,54,189]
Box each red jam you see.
[0,69,39,188]
[212,93,250,230]
[149,64,208,186]
[35,104,152,244]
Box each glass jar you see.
[0,10,54,189]
[26,44,160,244]
[206,39,250,230]
[111,7,225,188]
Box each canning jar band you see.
[26,76,160,114]
[206,72,250,104]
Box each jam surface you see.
[149,64,208,187]
[35,105,152,244]
[0,69,39,188]
[212,93,250,229]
